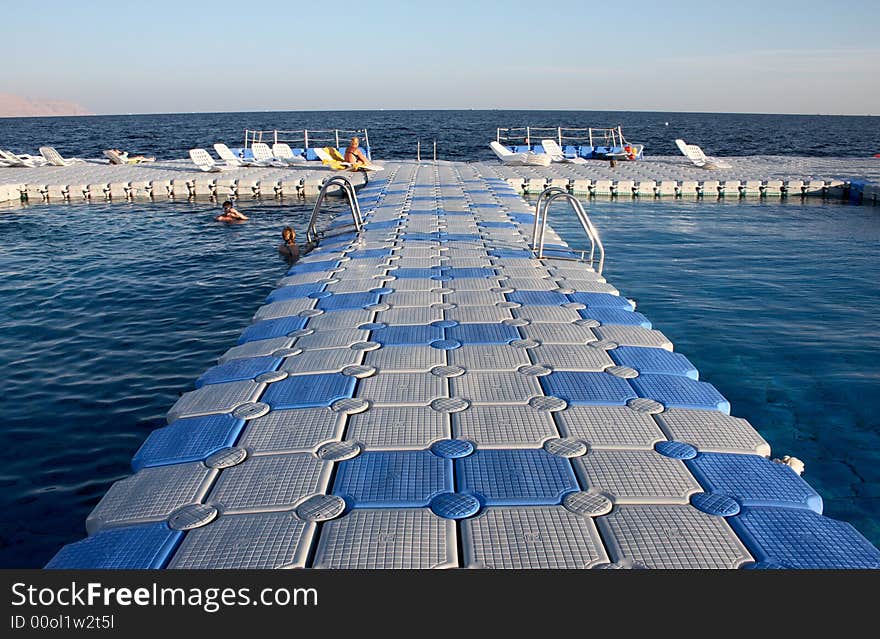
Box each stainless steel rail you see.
[532,187,605,274]
[306,176,363,245]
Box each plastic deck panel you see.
[265,283,326,304]
[597,505,753,569]
[506,290,569,306]
[578,308,652,327]
[527,344,614,371]
[333,451,452,507]
[281,348,364,375]
[86,463,217,533]
[686,453,823,513]
[312,509,457,569]
[46,523,183,569]
[540,371,637,405]
[317,291,382,311]
[572,449,702,504]
[206,454,331,514]
[610,346,699,379]
[167,380,264,422]
[364,345,447,371]
[132,414,246,470]
[236,407,345,454]
[452,403,560,448]
[630,374,731,414]
[654,408,771,456]
[371,324,445,345]
[345,405,451,449]
[451,371,542,403]
[356,371,448,405]
[462,507,609,568]
[554,405,667,449]
[262,373,356,409]
[728,508,880,569]
[168,511,314,569]
[567,292,635,310]
[448,344,532,371]
[446,322,521,345]
[294,328,371,350]
[195,356,282,387]
[521,323,597,344]
[456,449,579,506]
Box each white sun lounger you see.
[540,139,588,164]
[250,143,287,167]
[489,141,551,167]
[213,143,269,168]
[39,146,86,166]
[272,143,307,165]
[675,139,732,169]
[0,148,48,167]
[189,148,225,172]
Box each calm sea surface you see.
[1,109,879,161]
[0,110,878,567]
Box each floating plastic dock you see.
[41,161,880,569]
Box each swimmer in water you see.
[215,200,248,222]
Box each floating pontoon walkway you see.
[1,155,879,205]
[42,161,880,569]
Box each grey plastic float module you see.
[86,462,217,533]
[167,380,264,422]
[572,449,702,504]
[345,405,451,450]
[237,407,345,454]
[554,405,666,449]
[452,403,559,448]
[462,507,609,569]
[167,511,315,569]
[312,509,458,569]
[597,504,753,569]
[654,408,770,456]
[206,453,331,514]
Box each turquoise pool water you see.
[544,196,880,546]
[0,198,338,567]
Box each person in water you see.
[343,136,370,171]
[215,200,248,222]
[278,226,300,262]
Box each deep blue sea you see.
[0,110,879,568]
[1,109,879,161]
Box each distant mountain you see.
[0,93,91,117]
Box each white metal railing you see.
[496,126,634,150]
[532,188,605,274]
[306,176,363,245]
[244,129,370,152]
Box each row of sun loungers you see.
[0,146,86,168]
[189,143,383,172]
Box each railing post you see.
[335,130,340,149]
[417,140,421,162]
[304,130,309,150]
[433,140,437,161]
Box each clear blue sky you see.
[4,0,878,114]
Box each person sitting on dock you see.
[105,148,156,164]
[215,200,248,222]
[343,137,370,171]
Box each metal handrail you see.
[532,188,605,274]
[306,176,363,245]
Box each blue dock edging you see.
[46,162,880,569]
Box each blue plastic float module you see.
[610,346,699,379]
[579,308,652,328]
[285,259,340,276]
[687,453,823,513]
[567,292,635,310]
[456,449,579,506]
[262,372,356,409]
[442,267,497,279]
[45,523,182,569]
[237,316,309,344]
[195,355,282,387]
[506,290,569,306]
[540,371,637,405]
[333,450,453,507]
[630,374,730,414]
[265,282,326,303]
[371,324,445,346]
[316,291,383,311]
[729,508,880,569]
[131,413,246,471]
[346,248,393,259]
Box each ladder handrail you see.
[306,176,363,245]
[532,188,605,274]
